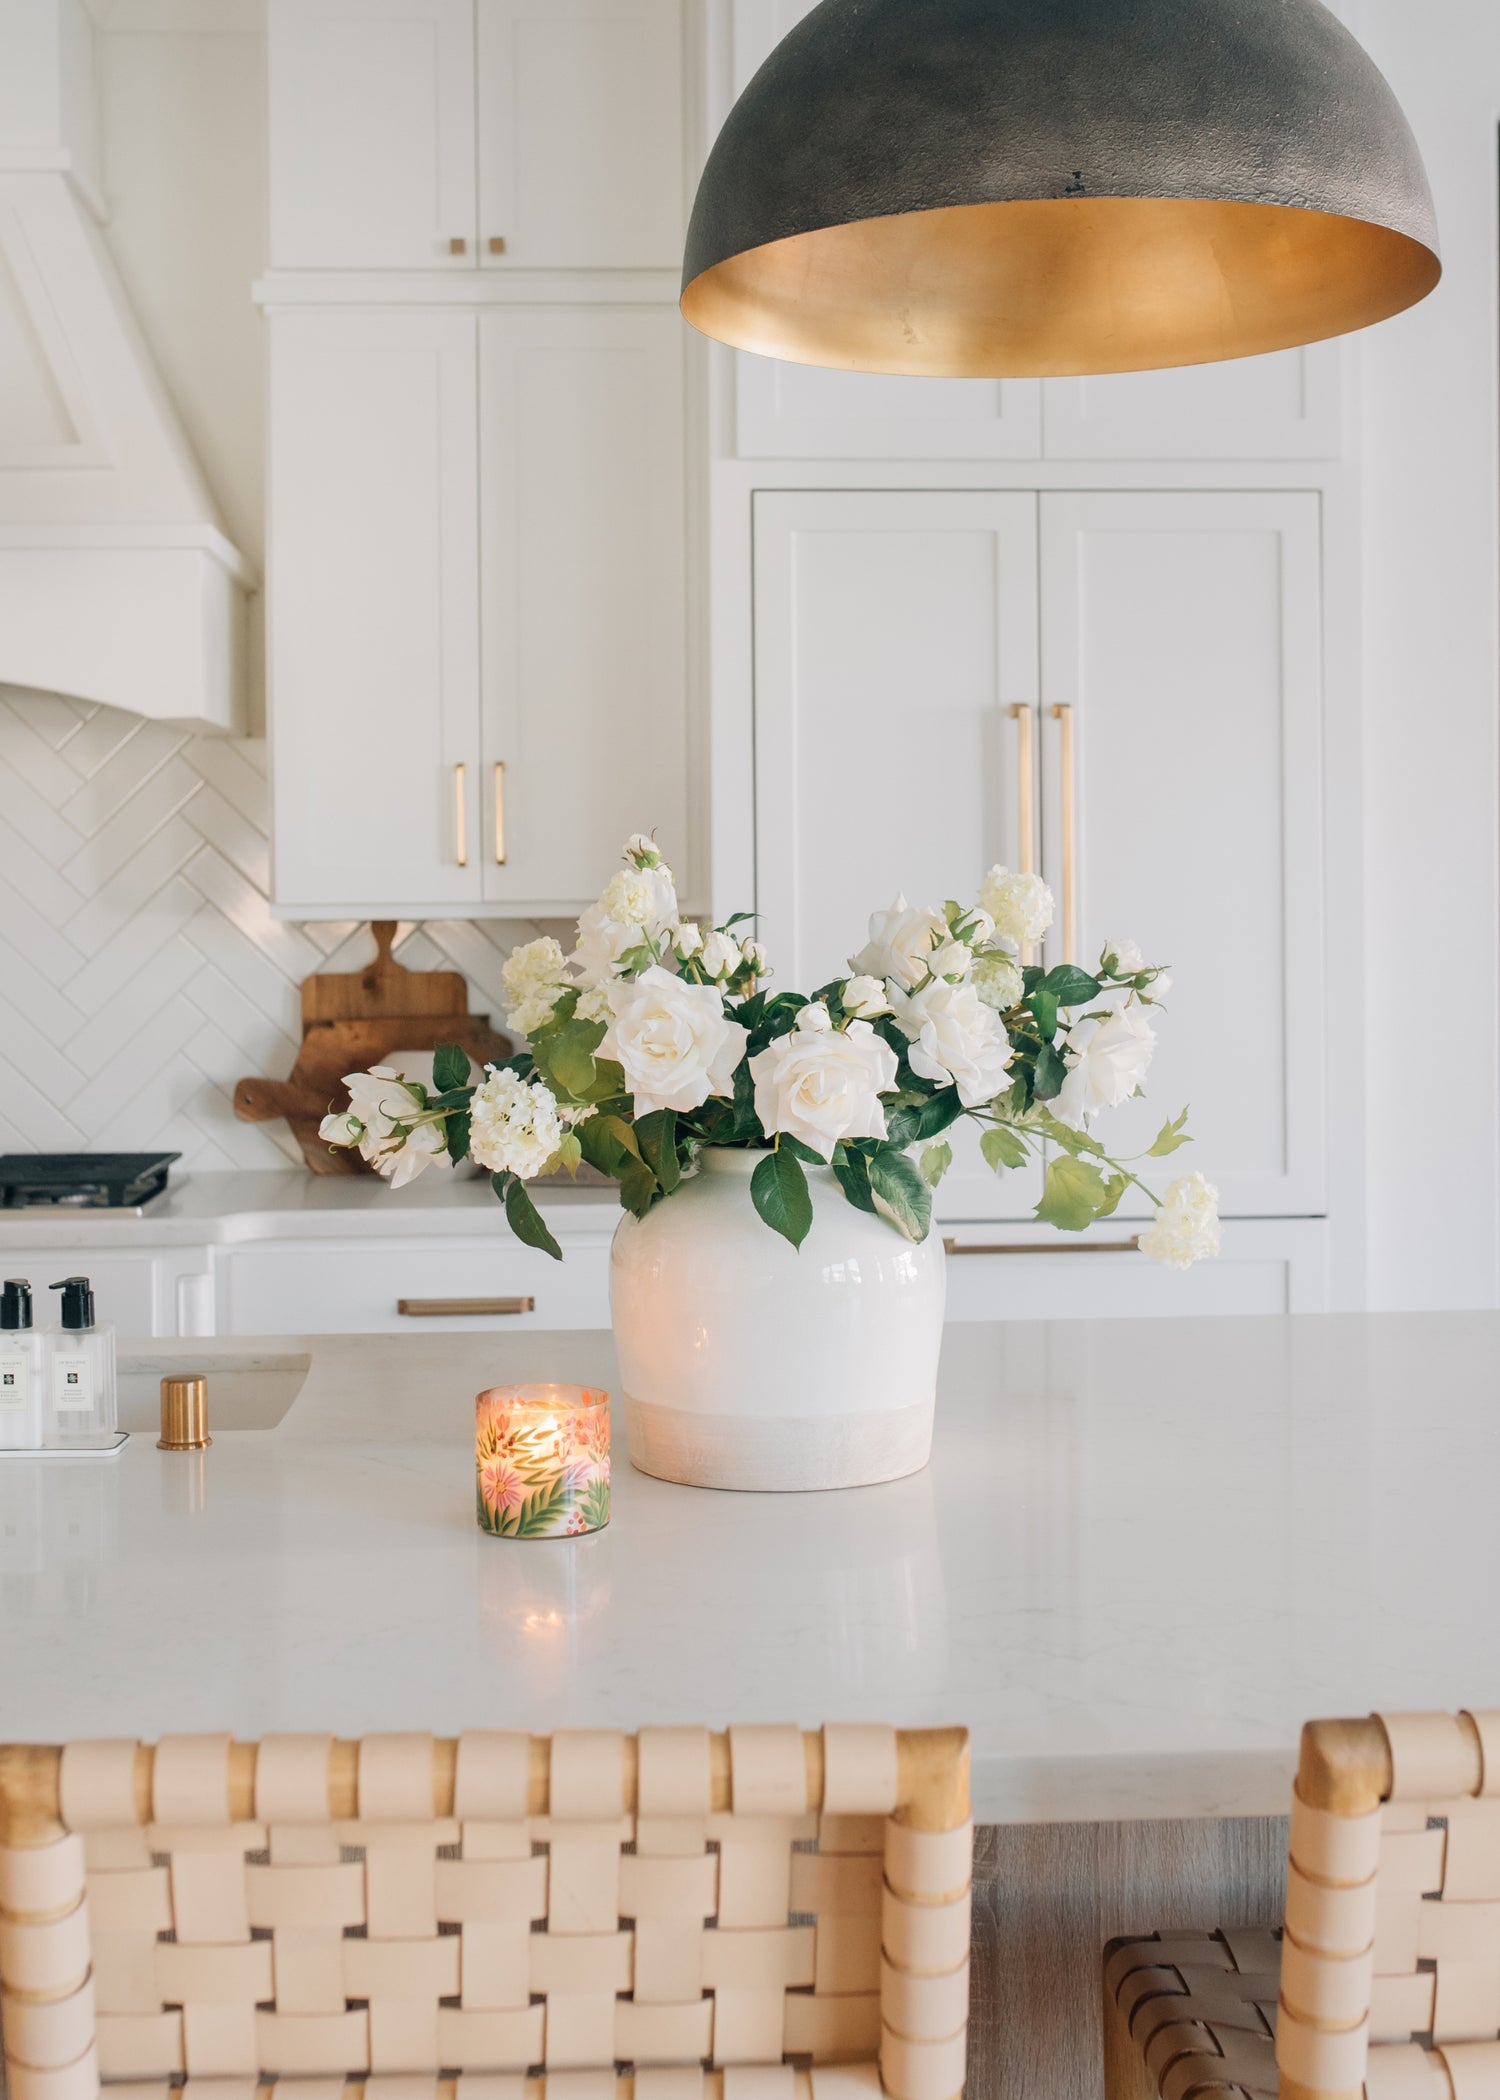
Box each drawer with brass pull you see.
[219,1235,612,1336]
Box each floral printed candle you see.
[475,1384,611,1539]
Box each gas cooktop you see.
[0,1154,181,1211]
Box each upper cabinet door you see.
[476,0,685,267]
[1042,344,1343,460]
[478,308,687,910]
[752,490,1044,1221]
[269,309,482,913]
[1039,491,1326,1217]
[268,0,477,268]
[736,358,1043,461]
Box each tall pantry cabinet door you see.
[752,491,1044,1222]
[478,309,688,909]
[269,309,483,914]
[1039,491,1326,1217]
[268,0,477,268]
[476,0,685,266]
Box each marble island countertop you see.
[3,1312,1497,1825]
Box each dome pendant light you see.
[681,0,1441,377]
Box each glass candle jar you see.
[475,1384,611,1539]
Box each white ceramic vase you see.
[611,1146,947,1492]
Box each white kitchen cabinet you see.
[752,490,1045,1222]
[0,1251,212,1338]
[1039,490,1326,1218]
[476,0,684,268]
[941,1219,1329,1317]
[217,1236,613,1335]
[1041,346,1343,461]
[736,358,1043,461]
[478,308,687,904]
[269,307,483,913]
[268,0,684,272]
[269,304,686,917]
[268,0,478,269]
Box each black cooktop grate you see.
[0,1154,182,1209]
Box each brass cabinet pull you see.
[449,235,468,255]
[488,236,507,255]
[454,762,469,867]
[1009,702,1038,962]
[494,761,507,865]
[1051,703,1077,964]
[944,1237,1141,1257]
[398,1296,536,1317]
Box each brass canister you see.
[158,1376,211,1451]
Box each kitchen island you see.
[4,1312,1497,2096]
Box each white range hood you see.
[0,0,250,731]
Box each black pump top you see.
[50,1276,95,1330]
[1,1280,32,1331]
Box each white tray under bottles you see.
[0,1433,128,1460]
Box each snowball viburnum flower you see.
[572,858,678,984]
[1139,1174,1221,1270]
[977,867,1054,950]
[501,935,571,1037]
[469,1067,564,1180]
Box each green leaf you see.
[557,1131,582,1176]
[1038,1111,1105,1158]
[1030,986,1059,1042]
[885,1087,964,1147]
[1096,1171,1128,1220]
[432,1043,471,1093]
[595,1113,642,1160]
[546,1018,607,1099]
[617,1154,659,1218]
[515,1474,573,1538]
[502,1175,563,1261]
[751,1146,813,1249]
[981,1125,1029,1173]
[1035,1155,1110,1233]
[1040,965,1102,1009]
[919,1140,953,1188]
[778,1133,827,1166]
[1148,1107,1193,1158]
[634,1109,681,1193]
[868,1147,932,1243]
[1033,1041,1068,1101]
[579,1477,611,1532]
[831,1146,877,1215]
[445,1110,472,1164]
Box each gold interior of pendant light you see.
[681,194,1441,376]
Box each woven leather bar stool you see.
[0,1724,972,2100]
[1104,1708,1500,2100]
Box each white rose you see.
[319,1111,362,1148]
[1103,938,1146,977]
[343,1067,422,1154]
[501,935,570,1037]
[672,921,703,960]
[749,1018,898,1160]
[740,937,770,978]
[849,895,946,991]
[888,981,1014,1108]
[964,908,996,946]
[842,974,892,1020]
[972,952,1024,1012]
[625,832,665,868]
[977,867,1054,950]
[795,1002,833,1033]
[1052,1001,1156,1129]
[378,1117,451,1189]
[572,862,679,985]
[469,1066,564,1181]
[1139,1173,1221,1271]
[1143,970,1173,1005]
[927,939,972,981]
[700,929,740,979]
[600,964,748,1116]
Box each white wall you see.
[1358,0,1500,1308]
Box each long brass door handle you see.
[1009,702,1038,962]
[494,761,507,866]
[455,763,469,868]
[397,1296,536,1317]
[1051,703,1077,964]
[944,1237,1141,1257]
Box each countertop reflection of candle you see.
[475,1383,610,1539]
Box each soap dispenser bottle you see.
[0,1280,43,1450]
[47,1277,117,1445]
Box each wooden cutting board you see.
[234,927,511,1173]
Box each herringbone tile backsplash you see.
[0,690,550,1170]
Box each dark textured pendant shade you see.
[681,0,1441,377]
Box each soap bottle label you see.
[53,1355,94,1412]
[0,1354,29,1410]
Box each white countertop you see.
[3,1313,1496,1825]
[0,1170,617,1247]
